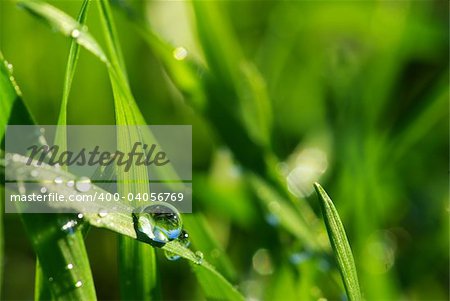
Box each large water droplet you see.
[165,229,190,261]
[75,177,91,192]
[133,203,182,245]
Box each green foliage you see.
[314,183,361,301]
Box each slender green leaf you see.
[0,49,97,300]
[314,183,362,301]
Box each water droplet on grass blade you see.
[173,46,188,60]
[75,280,83,288]
[40,187,47,194]
[133,203,182,246]
[165,229,190,261]
[75,176,91,192]
[98,209,108,218]
[71,29,80,38]
[67,180,75,187]
[194,251,204,265]
[54,177,63,184]
[61,219,78,234]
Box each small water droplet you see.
[30,170,39,177]
[133,203,182,245]
[11,154,20,162]
[48,277,54,282]
[75,280,83,288]
[165,229,190,261]
[7,63,13,72]
[61,219,78,234]
[194,251,203,265]
[98,209,108,218]
[77,213,84,219]
[54,177,63,185]
[40,187,47,194]
[67,180,75,187]
[173,47,188,61]
[71,29,80,38]
[75,177,91,192]
[67,263,74,270]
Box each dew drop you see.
[67,263,74,270]
[67,180,75,187]
[98,209,108,218]
[40,187,47,194]
[75,177,91,192]
[75,280,83,288]
[77,213,84,219]
[30,170,39,178]
[173,47,188,61]
[71,29,80,39]
[164,229,190,261]
[194,251,204,265]
[48,277,54,282]
[133,203,182,245]
[54,177,63,185]
[61,219,78,234]
[7,63,13,72]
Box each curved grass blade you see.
[313,183,362,301]
[0,51,97,299]
[1,155,245,301]
[96,0,158,299]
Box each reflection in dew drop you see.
[165,230,190,261]
[75,177,91,192]
[54,177,63,185]
[40,187,48,194]
[194,251,203,265]
[71,29,80,38]
[75,280,83,288]
[173,47,188,61]
[133,203,182,245]
[252,248,274,275]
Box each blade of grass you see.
[0,50,97,299]
[37,1,94,300]
[96,0,158,299]
[1,155,245,301]
[313,183,361,301]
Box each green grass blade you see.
[2,155,245,301]
[0,51,97,299]
[95,0,158,299]
[54,0,90,149]
[191,1,272,147]
[314,183,362,301]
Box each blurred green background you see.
[0,0,448,300]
